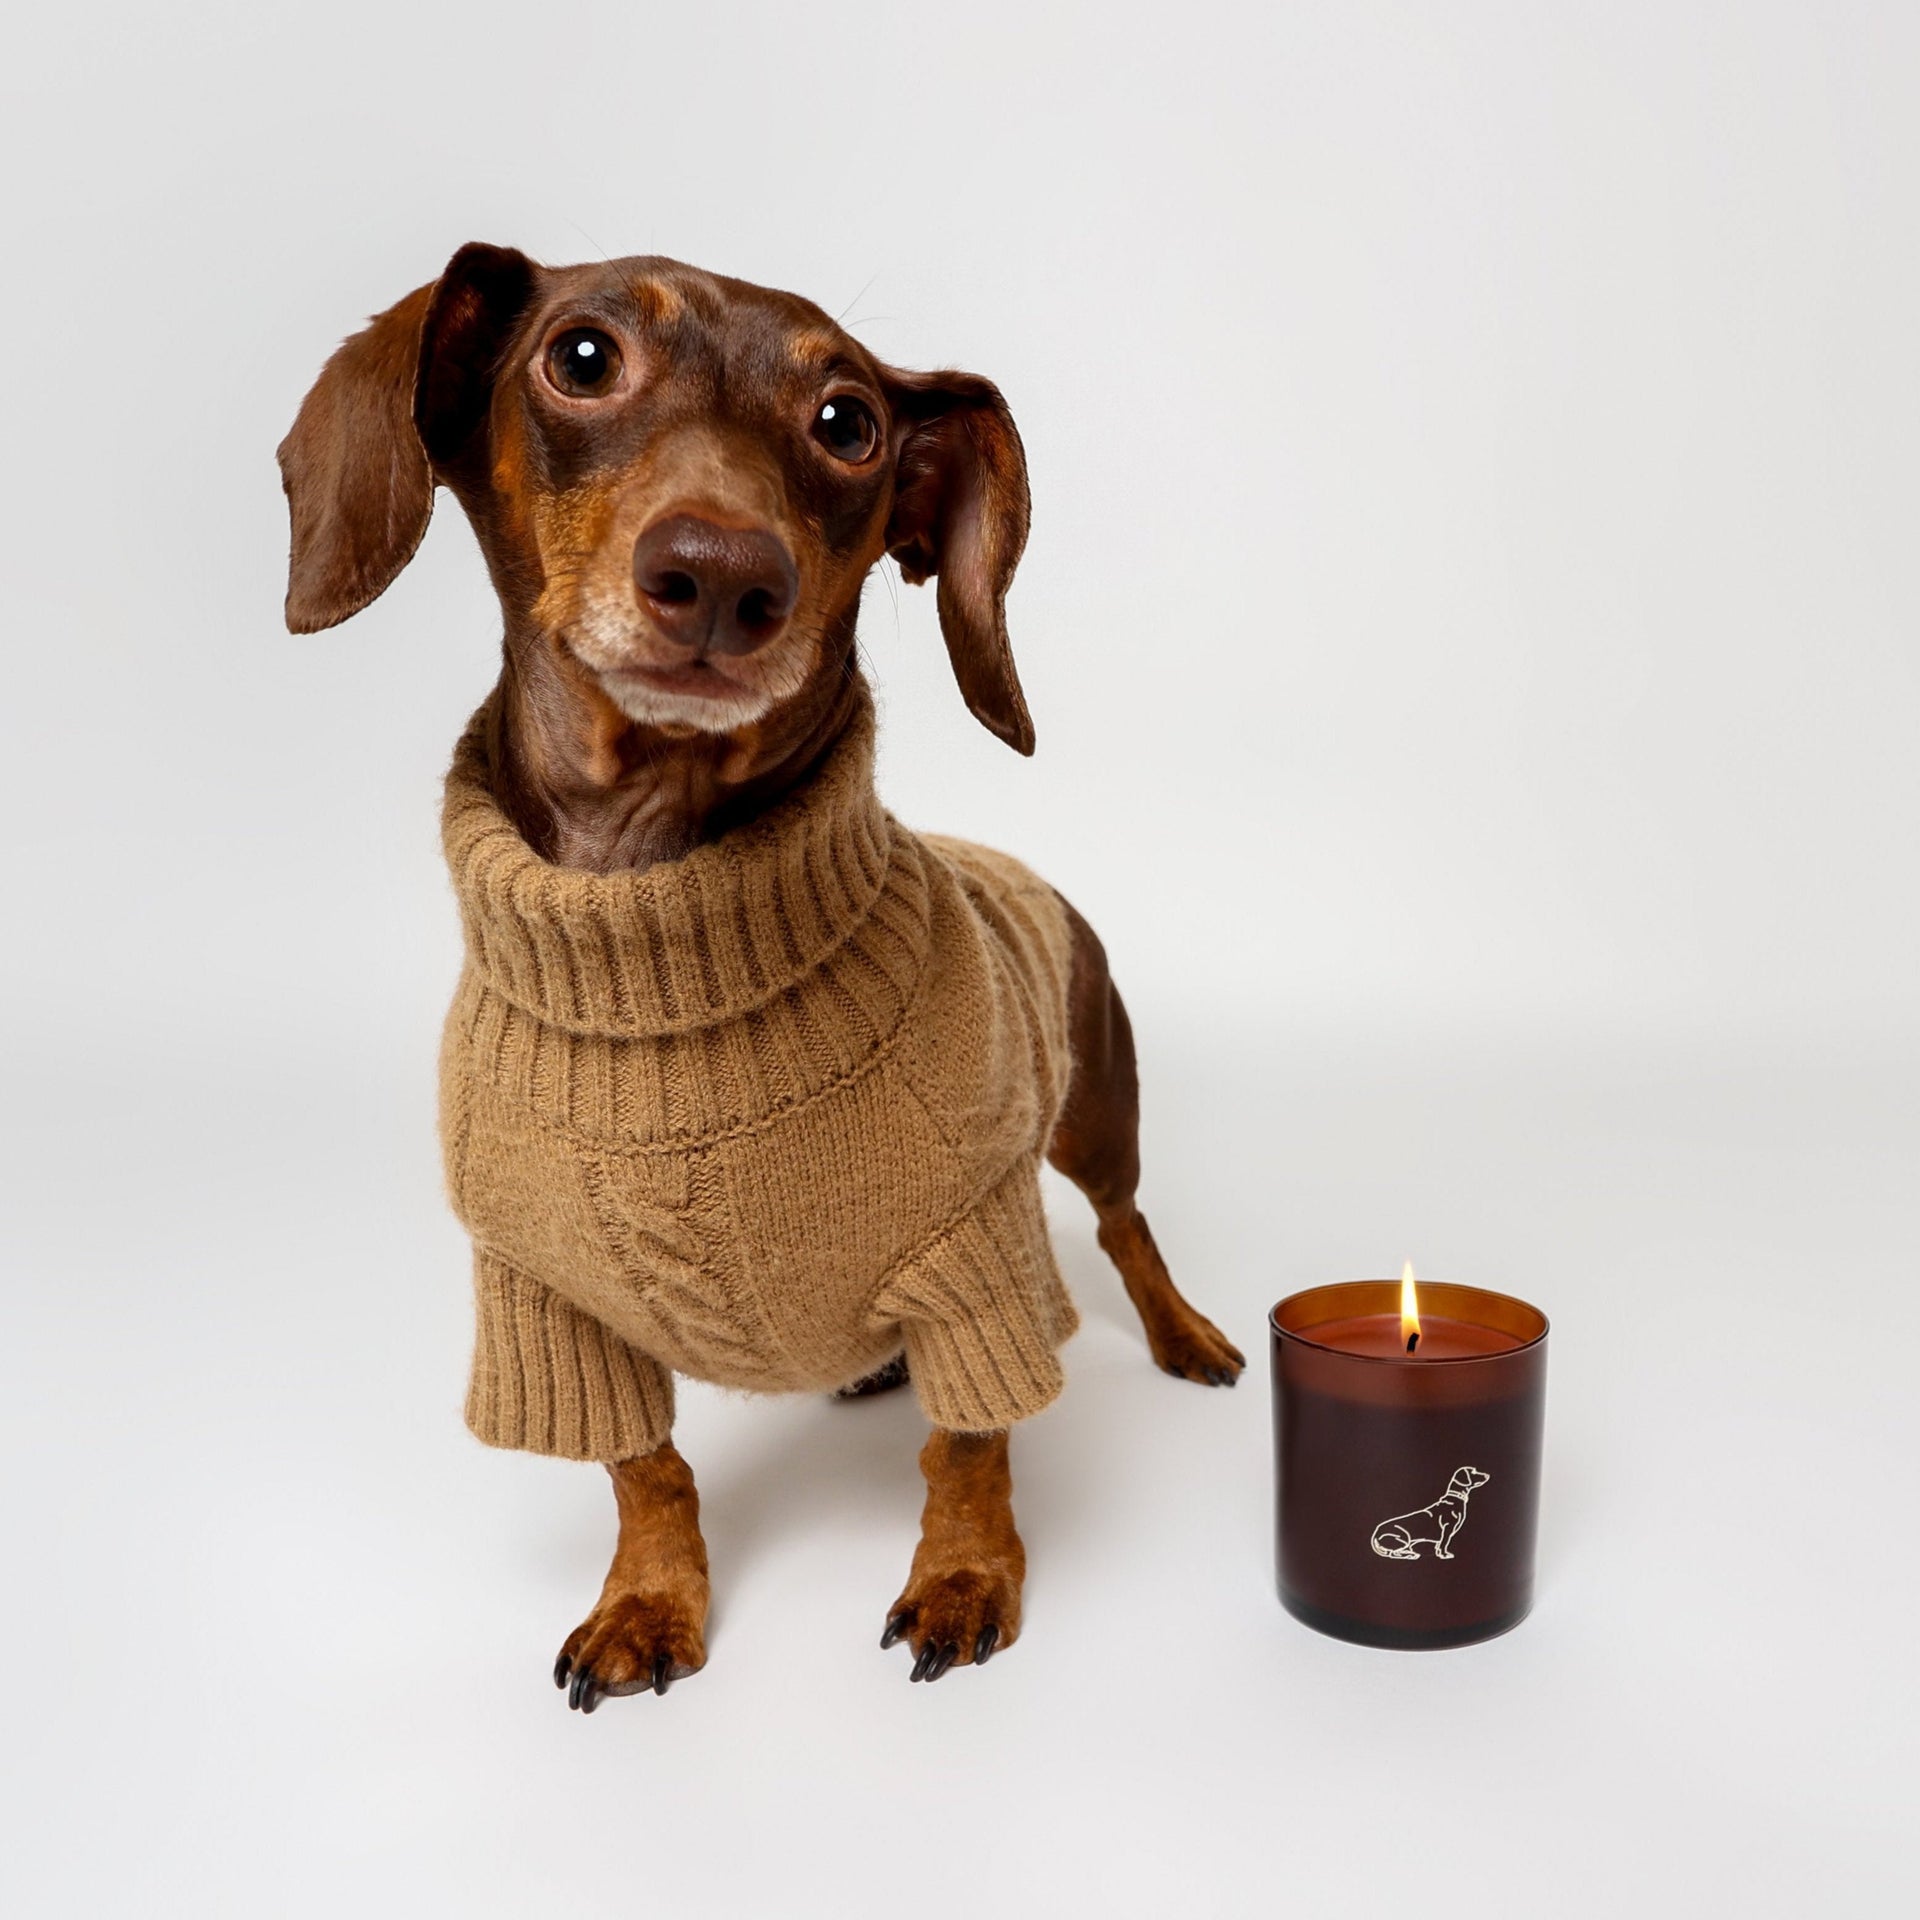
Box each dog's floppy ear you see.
[277,243,539,633]
[881,368,1034,754]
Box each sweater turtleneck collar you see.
[443,689,897,1039]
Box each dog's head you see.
[278,245,1034,751]
[1449,1467,1491,1494]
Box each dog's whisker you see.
[835,269,880,326]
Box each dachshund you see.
[278,245,1244,1704]
[1370,1467,1492,1561]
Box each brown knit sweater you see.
[437,690,1080,1462]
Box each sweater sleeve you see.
[465,1248,676,1462]
[871,1156,1080,1433]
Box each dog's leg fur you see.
[1047,897,1246,1385]
[882,1429,1025,1679]
[553,1442,710,1711]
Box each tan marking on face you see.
[486,409,544,569]
[579,679,633,786]
[634,276,684,325]
[785,328,842,368]
[529,480,627,638]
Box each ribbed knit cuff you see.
[466,1250,675,1462]
[877,1161,1079,1433]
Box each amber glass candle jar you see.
[1270,1280,1548,1649]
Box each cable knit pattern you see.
[439,688,1079,1460]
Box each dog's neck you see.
[483,619,865,874]
[1446,1475,1479,1501]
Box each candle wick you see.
[1405,1330,1419,1354]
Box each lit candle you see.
[1300,1262,1527,1361]
[1270,1267,1548,1649]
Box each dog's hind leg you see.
[1045,894,1245,1386]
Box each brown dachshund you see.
[278,245,1244,1704]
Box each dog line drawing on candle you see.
[1369,1467,1492,1560]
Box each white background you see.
[2,3,1914,1914]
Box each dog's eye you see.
[546,328,623,398]
[812,396,879,463]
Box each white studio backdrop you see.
[1,5,1915,1917]
[1,0,1913,1051]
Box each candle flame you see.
[1400,1261,1422,1353]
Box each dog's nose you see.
[631,514,799,656]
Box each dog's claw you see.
[553,1590,707,1712]
[887,1558,1018,1680]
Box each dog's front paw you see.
[554,1591,707,1713]
[1147,1308,1246,1388]
[881,1567,1020,1683]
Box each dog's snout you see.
[632,514,798,656]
